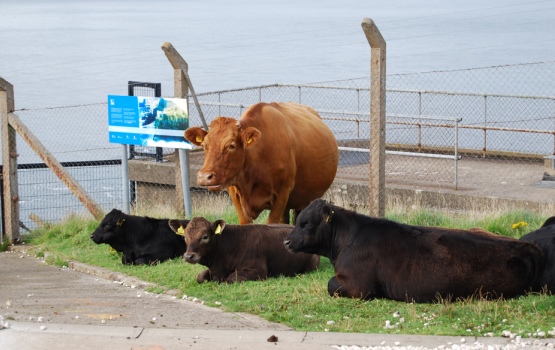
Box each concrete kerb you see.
[4,321,555,349]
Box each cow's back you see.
[126,217,186,263]
[327,213,540,301]
[258,224,320,276]
[241,102,338,210]
[222,224,319,277]
[377,226,542,301]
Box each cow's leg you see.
[266,189,291,224]
[227,186,253,224]
[282,209,300,224]
[282,209,291,225]
[197,269,212,284]
[123,252,135,265]
[328,276,375,300]
[135,255,159,265]
[328,277,347,297]
[226,267,268,283]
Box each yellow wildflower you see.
[511,221,528,230]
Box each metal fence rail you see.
[2,61,554,231]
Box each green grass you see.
[22,207,555,338]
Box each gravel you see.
[332,338,555,350]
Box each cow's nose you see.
[197,171,215,185]
[184,253,196,263]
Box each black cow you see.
[519,216,555,293]
[90,209,187,265]
[168,217,319,283]
[284,199,543,302]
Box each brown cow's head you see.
[184,117,261,191]
[169,217,226,264]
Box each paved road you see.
[2,249,555,350]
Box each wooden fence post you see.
[361,18,386,218]
[161,42,196,217]
[0,77,20,243]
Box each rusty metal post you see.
[0,77,20,243]
[361,18,386,218]
[161,42,194,217]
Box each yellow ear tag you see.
[215,224,222,235]
[196,135,203,143]
[176,226,185,236]
[247,137,253,145]
[325,210,334,223]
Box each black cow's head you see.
[284,199,334,255]
[90,209,128,252]
[541,216,555,228]
[169,217,224,264]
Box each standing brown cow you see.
[184,102,338,224]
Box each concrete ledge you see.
[324,183,553,214]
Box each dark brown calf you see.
[284,199,543,302]
[168,217,319,283]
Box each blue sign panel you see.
[108,95,192,149]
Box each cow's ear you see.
[322,205,334,224]
[184,127,208,146]
[242,127,261,148]
[113,211,126,226]
[213,220,226,235]
[168,219,184,235]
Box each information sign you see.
[108,95,191,149]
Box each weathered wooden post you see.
[361,18,386,218]
[0,77,20,243]
[161,42,205,217]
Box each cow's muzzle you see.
[283,239,297,253]
[183,253,200,264]
[197,171,223,189]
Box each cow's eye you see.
[202,234,209,241]
[228,143,236,151]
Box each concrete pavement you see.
[4,321,551,350]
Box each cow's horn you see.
[236,121,241,129]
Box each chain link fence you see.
[3,61,555,231]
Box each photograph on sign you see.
[108,95,191,149]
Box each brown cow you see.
[168,217,320,283]
[284,199,543,302]
[184,102,338,224]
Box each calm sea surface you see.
[1,0,554,109]
[1,0,554,226]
